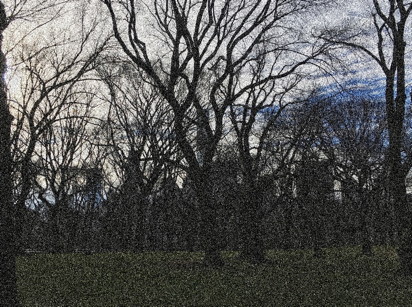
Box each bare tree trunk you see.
[312,198,326,259]
[359,171,373,256]
[130,196,145,252]
[193,173,224,266]
[239,181,266,264]
[283,198,294,249]
[360,199,373,256]
[387,75,412,273]
[393,170,412,274]
[0,1,18,304]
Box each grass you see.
[17,246,412,306]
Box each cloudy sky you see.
[4,0,412,100]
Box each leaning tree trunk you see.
[0,1,19,305]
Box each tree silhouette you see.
[320,0,412,274]
[0,1,18,303]
[102,0,331,266]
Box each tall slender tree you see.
[320,0,412,274]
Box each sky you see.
[4,0,412,118]
[319,0,412,94]
[3,0,412,197]
[4,0,411,88]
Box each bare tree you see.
[102,0,331,266]
[259,104,311,250]
[0,1,17,304]
[227,19,332,261]
[0,0,79,302]
[98,61,177,251]
[321,96,386,255]
[282,97,332,257]
[31,90,101,252]
[7,1,108,254]
[0,0,69,303]
[319,0,412,273]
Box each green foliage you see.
[17,247,412,306]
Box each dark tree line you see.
[17,90,401,256]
